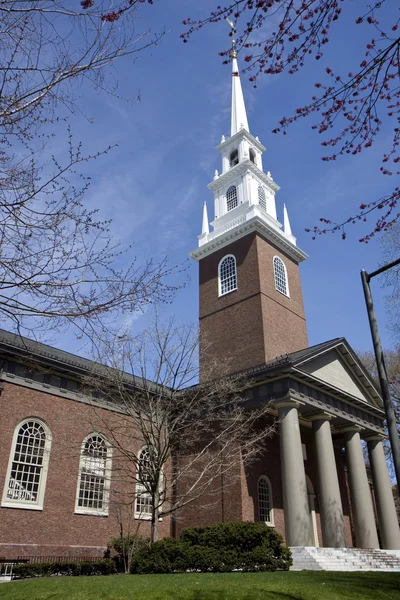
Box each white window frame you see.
[257,475,274,526]
[218,254,238,297]
[2,418,52,511]
[273,255,290,297]
[75,433,112,516]
[134,446,153,520]
[226,185,238,211]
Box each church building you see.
[0,49,399,561]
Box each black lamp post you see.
[361,257,400,491]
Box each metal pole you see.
[361,269,400,491]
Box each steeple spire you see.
[229,31,249,136]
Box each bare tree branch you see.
[84,318,275,544]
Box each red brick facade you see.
[176,424,354,548]
[0,369,359,557]
[0,380,170,558]
[199,232,308,378]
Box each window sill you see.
[218,287,238,298]
[1,501,43,511]
[74,509,109,517]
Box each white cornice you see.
[216,129,266,153]
[190,214,308,263]
[208,159,280,193]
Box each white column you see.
[343,428,379,548]
[277,400,313,546]
[311,414,346,547]
[366,435,400,550]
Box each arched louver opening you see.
[226,185,238,211]
[258,185,266,211]
[218,255,237,296]
[249,148,256,164]
[273,256,289,297]
[258,476,273,526]
[229,149,239,167]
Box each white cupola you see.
[190,41,307,265]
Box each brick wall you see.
[0,381,171,558]
[199,232,308,379]
[176,425,354,549]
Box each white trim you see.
[134,446,153,520]
[74,433,112,517]
[190,214,307,263]
[226,185,238,211]
[257,475,274,526]
[273,255,290,298]
[1,418,52,511]
[216,128,266,154]
[218,254,238,297]
[209,159,279,194]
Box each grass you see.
[1,571,400,600]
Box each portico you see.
[248,338,400,550]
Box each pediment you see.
[294,346,381,408]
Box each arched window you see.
[75,434,111,515]
[2,419,52,510]
[229,149,239,167]
[249,148,256,164]
[258,476,273,526]
[218,255,237,296]
[273,256,289,297]
[135,446,153,518]
[258,185,266,211]
[226,185,238,211]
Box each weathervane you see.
[225,17,237,58]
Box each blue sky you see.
[53,0,398,357]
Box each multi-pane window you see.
[226,186,238,211]
[2,419,51,509]
[229,149,239,167]
[135,447,153,518]
[258,185,266,211]
[218,255,237,296]
[258,476,273,525]
[273,256,289,297]
[76,434,110,515]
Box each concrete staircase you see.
[290,547,400,571]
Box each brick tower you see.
[190,46,308,380]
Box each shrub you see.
[131,522,292,574]
[180,521,286,555]
[131,539,189,574]
[109,534,149,572]
[12,559,116,579]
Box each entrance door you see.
[306,476,319,547]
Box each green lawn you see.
[1,572,400,600]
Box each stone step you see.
[290,547,400,572]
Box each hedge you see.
[131,522,292,574]
[12,559,116,579]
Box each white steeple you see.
[190,47,307,265]
[231,52,249,136]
